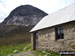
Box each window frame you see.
[55,26,64,40]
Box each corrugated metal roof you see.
[30,3,75,32]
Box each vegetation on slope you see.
[0,25,33,46]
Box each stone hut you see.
[30,3,75,52]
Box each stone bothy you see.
[30,3,75,52]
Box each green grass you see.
[0,44,31,56]
[36,50,59,56]
[0,43,59,56]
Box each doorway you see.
[33,31,38,50]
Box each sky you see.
[0,0,75,22]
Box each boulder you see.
[14,50,18,53]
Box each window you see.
[55,26,64,40]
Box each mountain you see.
[0,5,48,45]
[2,5,48,26]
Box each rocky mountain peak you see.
[2,5,48,26]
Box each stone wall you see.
[31,21,75,52]
[64,22,75,40]
[36,27,55,50]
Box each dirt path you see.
[8,51,35,56]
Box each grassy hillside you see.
[0,25,33,46]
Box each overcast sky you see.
[0,0,75,22]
